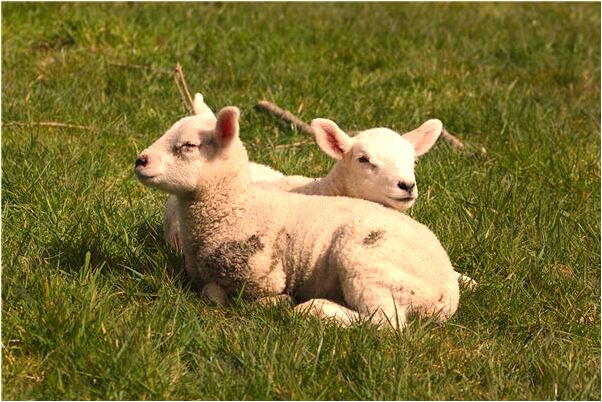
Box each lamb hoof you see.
[458,274,478,289]
[201,282,228,305]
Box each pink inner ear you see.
[218,118,235,142]
[326,130,344,155]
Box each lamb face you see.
[311,118,442,210]
[134,106,243,196]
[344,128,420,210]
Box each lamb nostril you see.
[135,155,148,167]
[397,181,415,192]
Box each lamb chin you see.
[135,170,160,186]
[388,197,415,210]
[400,198,416,207]
[401,200,415,209]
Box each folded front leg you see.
[294,298,359,326]
[201,282,228,305]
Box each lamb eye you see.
[358,156,370,164]
[181,142,199,151]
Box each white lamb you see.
[163,93,440,251]
[135,105,461,329]
[164,94,476,289]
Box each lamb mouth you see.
[388,196,415,202]
[135,171,158,181]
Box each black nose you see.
[135,155,148,167]
[397,181,415,192]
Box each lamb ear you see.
[402,119,443,156]
[214,106,240,148]
[193,93,216,120]
[311,118,354,160]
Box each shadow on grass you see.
[40,219,199,292]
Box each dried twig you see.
[174,62,194,114]
[442,128,487,155]
[440,128,465,149]
[274,141,312,150]
[1,121,94,130]
[255,100,315,137]
[170,67,478,155]
[256,100,480,153]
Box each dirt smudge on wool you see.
[203,234,265,298]
[362,230,385,246]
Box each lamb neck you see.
[296,161,348,197]
[176,171,250,250]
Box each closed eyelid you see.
[181,141,200,147]
[173,142,201,154]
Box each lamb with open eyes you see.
[259,118,441,211]
[135,105,460,330]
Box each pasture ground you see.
[2,3,600,400]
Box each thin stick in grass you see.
[174,62,194,114]
[440,128,465,150]
[256,100,478,153]
[1,121,94,130]
[255,100,315,137]
[172,66,473,154]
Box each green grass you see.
[2,2,600,400]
